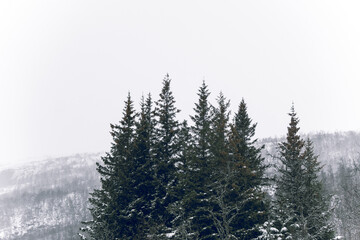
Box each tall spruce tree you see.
[211,92,230,168]
[231,99,266,187]
[206,92,231,240]
[207,99,267,240]
[274,106,334,239]
[275,105,306,239]
[227,99,268,239]
[191,81,213,162]
[301,139,334,239]
[81,93,136,239]
[169,120,194,240]
[152,74,181,237]
[183,81,214,239]
[128,94,157,239]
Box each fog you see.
[1,0,360,165]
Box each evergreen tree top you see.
[155,74,180,124]
[157,74,178,106]
[275,106,334,239]
[154,74,181,162]
[212,92,230,134]
[282,104,304,153]
[215,92,230,114]
[136,93,153,138]
[233,98,258,144]
[303,138,323,175]
[139,93,153,119]
[191,80,211,124]
[190,81,213,161]
[109,93,136,150]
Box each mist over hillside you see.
[1,132,359,239]
[0,153,101,240]
[259,131,360,172]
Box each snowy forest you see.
[2,0,360,239]
[77,75,335,240]
[1,76,360,239]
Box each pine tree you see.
[207,99,267,240]
[301,139,334,239]
[205,92,231,240]
[181,81,214,239]
[275,105,305,239]
[274,106,334,239]
[169,120,195,240]
[152,74,181,237]
[211,92,230,168]
[232,99,266,187]
[127,94,157,239]
[81,93,136,239]
[191,80,213,163]
[227,99,268,239]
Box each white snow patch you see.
[166,231,176,238]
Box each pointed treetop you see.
[289,102,296,117]
[282,104,304,158]
[194,80,210,108]
[120,92,136,133]
[236,98,249,122]
[139,93,152,113]
[199,79,209,93]
[200,79,207,91]
[146,92,152,106]
[233,98,257,143]
[140,94,145,108]
[163,73,171,84]
[158,74,171,96]
[288,103,299,132]
[156,73,180,114]
[160,74,172,95]
[202,78,206,87]
[216,91,230,109]
[123,92,135,116]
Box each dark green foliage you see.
[168,120,196,240]
[83,93,137,239]
[232,99,266,188]
[82,81,270,239]
[82,94,158,239]
[227,99,268,239]
[127,94,157,239]
[211,92,230,168]
[82,77,333,240]
[206,98,267,240]
[206,92,231,240]
[274,106,334,239]
[183,82,216,240]
[190,81,213,161]
[275,106,305,239]
[152,74,181,235]
[302,140,335,239]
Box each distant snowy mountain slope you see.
[0,132,359,239]
[259,131,360,172]
[0,153,101,240]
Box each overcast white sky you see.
[1,0,360,166]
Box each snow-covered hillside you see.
[259,131,360,172]
[0,153,101,240]
[0,132,359,239]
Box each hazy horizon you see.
[1,1,360,166]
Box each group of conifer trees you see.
[80,75,334,239]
